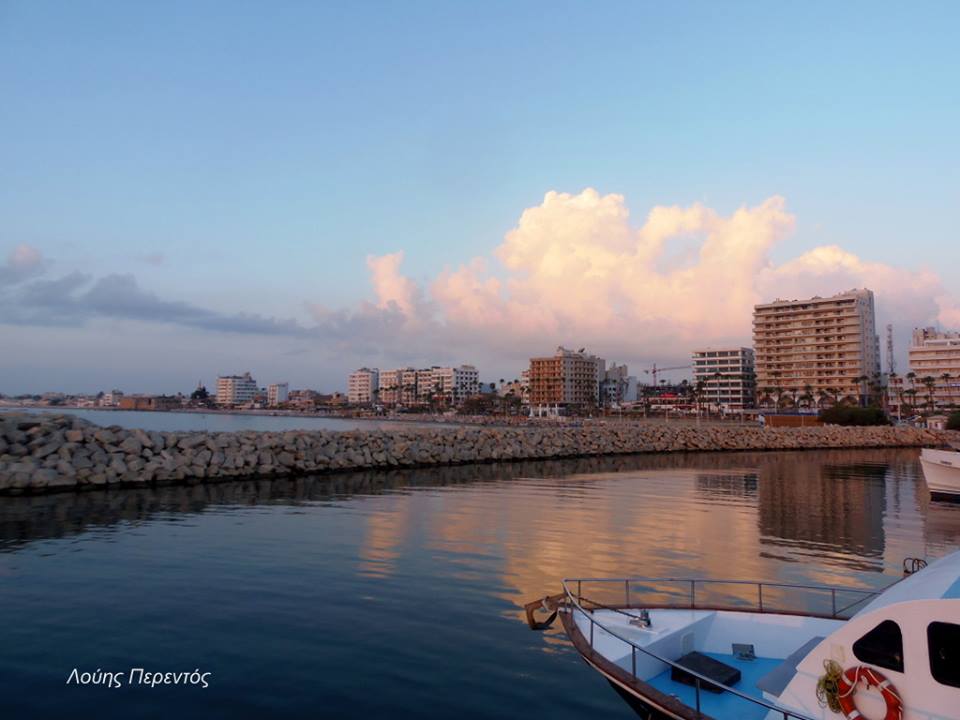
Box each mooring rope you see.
[816,659,844,713]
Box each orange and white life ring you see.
[837,665,902,720]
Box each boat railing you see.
[563,576,881,620]
[558,577,882,720]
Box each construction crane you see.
[643,363,693,386]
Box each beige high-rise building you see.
[753,289,881,407]
[528,347,604,409]
[347,368,379,405]
[907,327,960,411]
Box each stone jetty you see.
[1,412,955,495]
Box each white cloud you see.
[367,189,960,368]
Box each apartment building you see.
[347,368,379,405]
[600,363,638,407]
[753,289,881,407]
[416,368,437,404]
[99,389,123,407]
[528,347,605,410]
[376,365,480,406]
[216,372,259,406]
[432,365,480,404]
[906,327,960,411]
[692,348,756,410]
[377,369,401,405]
[267,382,289,406]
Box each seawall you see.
[1,412,955,495]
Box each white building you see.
[433,365,480,404]
[99,389,123,407]
[904,327,960,412]
[216,372,258,406]
[692,347,756,411]
[347,368,379,405]
[267,382,289,406]
[377,368,402,405]
[416,368,437,404]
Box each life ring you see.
[837,665,902,720]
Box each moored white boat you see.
[527,551,960,719]
[921,448,960,498]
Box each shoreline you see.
[1,411,955,496]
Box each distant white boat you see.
[527,551,960,719]
[921,448,960,498]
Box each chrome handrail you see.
[558,577,881,720]
[565,576,881,619]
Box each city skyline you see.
[2,3,959,393]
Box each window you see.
[929,622,960,688]
[853,620,904,673]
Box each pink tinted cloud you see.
[360,189,959,362]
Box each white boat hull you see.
[921,448,960,497]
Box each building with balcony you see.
[216,372,258,406]
[753,289,881,408]
[347,368,379,405]
[432,365,480,404]
[904,327,960,412]
[692,347,756,411]
[267,382,289,406]
[528,347,605,412]
[376,365,480,407]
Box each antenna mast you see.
[885,324,896,375]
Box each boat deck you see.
[646,651,781,720]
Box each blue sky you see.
[1,1,958,393]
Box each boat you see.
[526,551,960,719]
[920,448,960,498]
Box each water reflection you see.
[2,448,958,720]
[3,448,955,598]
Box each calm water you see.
[16,407,445,432]
[1,449,958,719]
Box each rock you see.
[32,442,61,459]
[94,429,117,444]
[119,436,142,454]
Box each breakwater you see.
[1,412,954,495]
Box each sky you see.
[1,1,958,394]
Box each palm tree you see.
[823,387,839,409]
[693,380,706,421]
[904,388,918,415]
[922,376,937,415]
[762,386,776,409]
[940,373,952,411]
[773,386,785,410]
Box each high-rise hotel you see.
[753,289,881,407]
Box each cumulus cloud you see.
[387,189,960,366]
[3,190,958,379]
